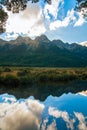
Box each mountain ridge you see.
[79,41,87,47]
[0,35,87,67]
[0,35,87,47]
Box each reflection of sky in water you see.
[0,92,87,130]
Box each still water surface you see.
[0,89,87,130]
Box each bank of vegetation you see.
[0,67,87,86]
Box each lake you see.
[0,81,87,130]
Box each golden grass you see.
[0,67,87,85]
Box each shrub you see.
[17,69,29,77]
[3,67,11,72]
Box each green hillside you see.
[0,35,87,67]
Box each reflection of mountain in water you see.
[0,80,87,100]
[0,92,87,130]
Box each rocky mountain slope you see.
[0,35,87,67]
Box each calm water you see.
[0,80,87,100]
[0,90,87,130]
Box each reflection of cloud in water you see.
[47,121,57,130]
[42,119,57,130]
[74,112,87,130]
[0,93,87,130]
[47,107,87,130]
[48,107,75,130]
[0,96,44,130]
[78,90,87,97]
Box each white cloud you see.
[5,2,46,38]
[74,13,85,27]
[74,112,87,130]
[0,93,87,130]
[50,9,76,30]
[41,118,48,130]
[41,119,57,130]
[0,0,86,42]
[47,121,57,130]
[78,90,87,96]
[44,0,64,20]
[0,98,44,130]
[48,107,75,130]
[48,107,87,130]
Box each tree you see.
[76,0,87,17]
[0,0,51,33]
[0,0,87,34]
[0,7,8,33]
[0,0,51,13]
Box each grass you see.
[0,67,87,86]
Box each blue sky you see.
[0,0,87,43]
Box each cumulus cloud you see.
[0,98,44,130]
[50,9,76,30]
[0,94,87,130]
[74,13,85,27]
[44,0,64,20]
[48,107,75,130]
[47,121,57,130]
[77,90,87,97]
[0,0,86,41]
[41,119,57,130]
[48,107,87,130]
[44,0,86,31]
[74,112,87,130]
[5,1,46,37]
[41,118,48,130]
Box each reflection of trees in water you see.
[0,80,87,100]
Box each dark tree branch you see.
[76,0,87,17]
[0,6,8,33]
[0,0,51,13]
[0,0,51,33]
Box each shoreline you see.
[0,67,87,86]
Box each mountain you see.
[79,41,87,47]
[0,35,87,67]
